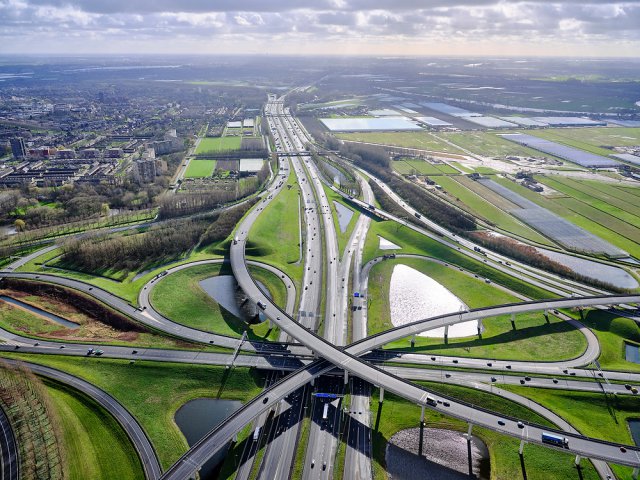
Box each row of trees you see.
[60,200,257,274]
[339,143,476,233]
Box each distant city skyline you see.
[1,0,639,57]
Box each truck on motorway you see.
[541,432,569,448]
[253,427,261,441]
[322,403,329,420]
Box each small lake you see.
[536,248,638,290]
[174,398,243,480]
[0,295,80,329]
[199,275,272,322]
[625,343,640,364]
[629,420,640,447]
[333,201,354,233]
[322,161,348,185]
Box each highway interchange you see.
[1,93,640,480]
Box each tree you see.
[14,219,25,231]
[100,203,110,217]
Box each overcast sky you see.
[1,0,639,56]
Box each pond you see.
[174,398,243,479]
[386,427,490,480]
[536,248,638,290]
[0,295,80,329]
[625,343,640,364]
[199,275,272,322]
[629,419,640,447]
[333,201,354,233]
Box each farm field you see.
[336,131,464,154]
[439,131,556,158]
[434,176,555,245]
[528,127,640,156]
[184,159,216,178]
[391,158,458,175]
[493,177,640,258]
[195,137,242,154]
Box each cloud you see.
[1,1,639,55]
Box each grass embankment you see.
[150,263,282,341]
[195,137,242,155]
[184,159,216,178]
[1,354,264,470]
[362,220,554,300]
[246,169,304,288]
[433,175,555,246]
[575,309,640,373]
[504,385,640,479]
[492,176,640,258]
[371,382,600,480]
[46,379,143,479]
[322,183,360,256]
[0,294,227,351]
[367,257,586,360]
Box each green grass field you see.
[434,176,554,245]
[391,158,458,175]
[46,379,144,479]
[493,177,640,258]
[528,127,640,156]
[195,137,242,154]
[439,131,549,158]
[323,184,360,256]
[371,383,599,480]
[247,169,304,288]
[3,354,264,470]
[184,160,216,178]
[336,132,465,154]
[149,263,281,341]
[362,220,554,300]
[504,385,640,479]
[367,257,586,360]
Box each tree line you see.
[339,143,476,233]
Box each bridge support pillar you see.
[411,335,416,348]
[311,377,315,387]
[444,325,449,344]
[510,312,516,330]
[519,439,525,455]
[344,370,349,385]
[379,387,384,403]
[420,405,425,423]
[418,420,425,457]
[632,467,639,480]
[466,431,473,477]
[477,319,483,339]
[574,455,581,467]
[544,309,550,324]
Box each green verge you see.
[371,382,599,480]
[367,257,587,361]
[574,309,640,373]
[503,385,640,480]
[247,169,304,288]
[150,263,282,341]
[45,379,144,479]
[1,354,264,470]
[362,220,554,300]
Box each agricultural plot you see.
[440,131,546,158]
[478,179,628,257]
[529,127,640,155]
[336,131,464,154]
[576,179,640,209]
[195,137,242,154]
[435,176,554,245]
[216,159,239,171]
[184,160,216,178]
[492,177,640,258]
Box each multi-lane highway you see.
[0,403,18,480]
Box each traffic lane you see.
[0,404,19,480]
